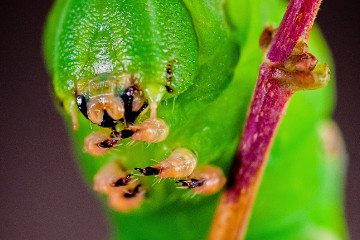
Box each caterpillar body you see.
[44,0,347,239]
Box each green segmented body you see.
[44,0,347,239]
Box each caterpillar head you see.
[75,73,149,128]
[49,0,198,131]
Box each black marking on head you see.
[99,110,118,127]
[76,95,89,119]
[123,184,142,198]
[135,167,160,176]
[120,86,134,121]
[127,102,149,123]
[121,129,134,138]
[176,179,205,188]
[98,138,119,148]
[76,95,119,128]
[120,86,148,123]
[112,174,132,187]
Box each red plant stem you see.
[209,0,323,239]
[268,0,322,64]
[226,64,293,202]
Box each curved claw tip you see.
[176,179,205,188]
[112,174,133,187]
[134,167,160,176]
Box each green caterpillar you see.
[44,0,347,239]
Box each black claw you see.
[112,174,132,187]
[135,167,160,176]
[176,179,205,188]
[98,138,119,148]
[123,184,142,198]
[121,129,134,138]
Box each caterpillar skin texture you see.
[44,0,347,239]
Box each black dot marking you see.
[135,167,160,176]
[166,67,172,75]
[121,129,134,138]
[165,85,174,93]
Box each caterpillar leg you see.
[84,130,116,156]
[86,95,125,126]
[135,148,197,178]
[94,162,145,212]
[176,165,226,195]
[127,102,169,143]
[108,183,145,212]
[84,128,137,156]
[93,162,131,194]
